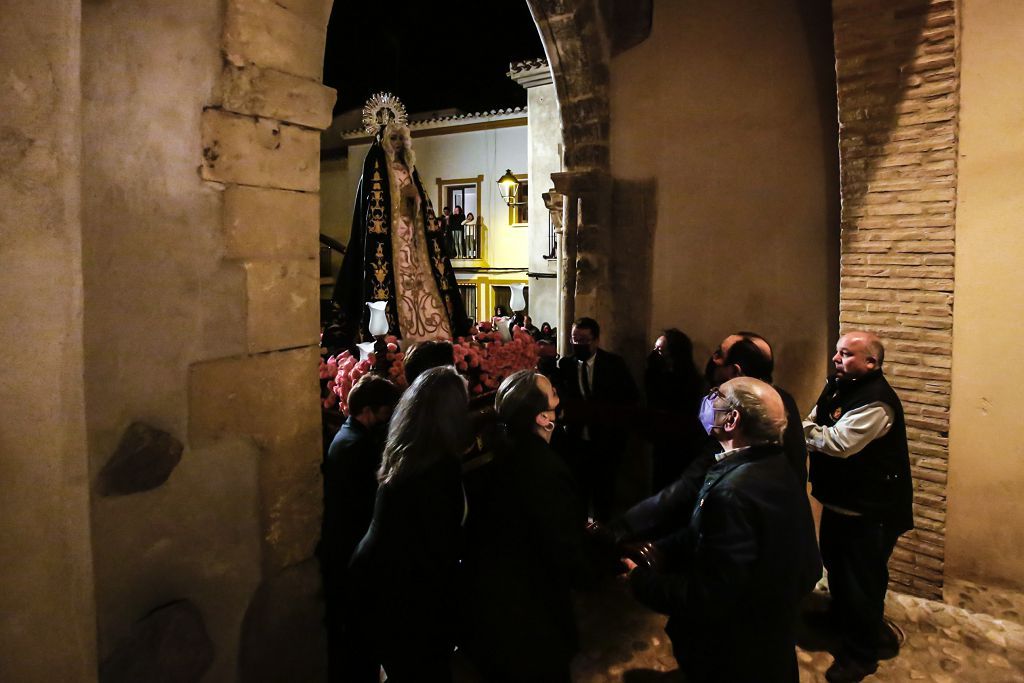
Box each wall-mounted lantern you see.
[497,169,521,208]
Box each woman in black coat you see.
[645,328,706,491]
[348,366,471,682]
[461,370,592,682]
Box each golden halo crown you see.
[363,92,408,136]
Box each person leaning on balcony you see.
[450,205,466,258]
[462,211,476,258]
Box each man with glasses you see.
[706,331,807,482]
[623,377,820,682]
[610,330,806,543]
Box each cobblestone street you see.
[569,579,1024,682]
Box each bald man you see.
[626,377,820,683]
[805,331,913,682]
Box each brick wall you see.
[833,0,957,600]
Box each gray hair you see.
[720,382,785,445]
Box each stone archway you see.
[193,0,619,572]
[191,0,616,674]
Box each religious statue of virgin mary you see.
[331,93,470,346]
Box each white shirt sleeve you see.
[803,402,894,459]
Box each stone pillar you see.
[832,0,958,599]
[551,170,615,348]
[0,0,98,678]
[543,190,567,352]
[202,0,336,678]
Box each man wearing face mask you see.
[554,317,639,522]
[611,331,807,544]
[624,377,821,682]
[318,374,401,682]
[461,370,592,682]
[705,332,808,482]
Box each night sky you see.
[323,1,545,117]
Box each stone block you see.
[97,422,184,496]
[217,65,336,130]
[268,0,331,28]
[259,434,323,572]
[188,347,322,570]
[189,347,320,450]
[565,143,610,171]
[223,186,319,261]
[243,259,319,353]
[238,559,326,683]
[223,0,326,81]
[99,600,214,683]
[201,109,319,192]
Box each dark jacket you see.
[628,444,821,683]
[555,347,639,445]
[777,385,809,484]
[318,416,383,576]
[348,456,465,672]
[460,432,591,680]
[808,370,914,533]
[614,383,806,544]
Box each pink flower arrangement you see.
[319,336,407,414]
[319,322,540,415]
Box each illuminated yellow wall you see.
[946,0,1024,590]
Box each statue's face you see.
[388,131,406,155]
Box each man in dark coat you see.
[625,377,821,682]
[611,330,806,544]
[805,331,913,682]
[461,370,592,682]
[317,375,399,683]
[554,316,639,521]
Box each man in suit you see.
[555,316,639,521]
[317,374,400,683]
[625,377,821,682]
[805,331,913,682]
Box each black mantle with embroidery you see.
[331,136,470,346]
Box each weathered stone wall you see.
[0,1,98,678]
[528,0,623,351]
[79,0,334,678]
[946,0,1024,592]
[80,2,260,679]
[528,0,610,174]
[832,0,958,599]
[209,1,336,677]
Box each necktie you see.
[580,360,591,399]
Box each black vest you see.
[808,371,914,533]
